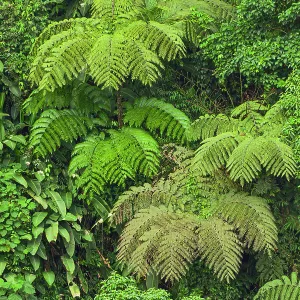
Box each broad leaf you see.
[43,271,55,286]
[32,212,48,227]
[45,221,59,242]
[61,256,75,274]
[47,191,66,218]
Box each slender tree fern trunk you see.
[117,89,123,128]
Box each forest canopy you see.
[0,0,299,299]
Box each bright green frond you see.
[189,114,239,141]
[226,136,264,185]
[260,138,297,180]
[92,0,134,19]
[197,217,243,282]
[88,33,129,89]
[254,272,300,300]
[127,41,164,85]
[125,20,186,61]
[124,97,191,143]
[231,100,268,119]
[192,132,241,176]
[29,109,93,157]
[29,19,99,91]
[215,192,277,252]
[69,127,160,194]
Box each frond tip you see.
[124,97,191,143]
[254,272,300,300]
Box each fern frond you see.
[231,101,268,119]
[118,206,198,283]
[192,132,241,176]
[254,272,300,300]
[29,109,93,156]
[256,253,285,284]
[189,114,239,141]
[111,179,191,224]
[29,19,99,91]
[260,138,297,180]
[127,41,164,85]
[92,0,134,19]
[226,136,264,185]
[69,127,160,194]
[197,217,243,282]
[124,97,191,143]
[215,192,277,252]
[125,20,186,61]
[88,33,129,89]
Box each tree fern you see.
[191,102,297,184]
[124,97,191,143]
[197,217,243,282]
[117,206,199,283]
[254,272,300,300]
[29,0,234,92]
[114,165,277,283]
[29,109,94,157]
[69,127,160,194]
[215,192,277,252]
[192,132,242,176]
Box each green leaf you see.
[62,213,77,222]
[61,256,75,274]
[62,223,75,256]
[25,273,36,284]
[58,226,70,242]
[12,173,27,187]
[37,241,47,260]
[77,266,88,293]
[35,196,48,209]
[62,192,72,209]
[29,234,42,255]
[47,191,66,218]
[146,271,159,289]
[3,139,16,150]
[45,221,59,242]
[29,255,41,272]
[9,135,26,145]
[32,226,44,239]
[0,60,3,73]
[43,271,55,286]
[35,171,45,182]
[82,230,93,242]
[69,283,80,298]
[32,212,48,227]
[28,179,41,196]
[0,256,6,276]
[7,294,22,300]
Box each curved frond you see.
[125,20,186,61]
[29,19,99,91]
[111,179,191,224]
[124,97,191,143]
[189,114,239,141]
[231,101,268,119]
[92,0,134,19]
[254,272,300,300]
[69,127,160,194]
[261,138,297,180]
[215,192,277,252]
[117,206,198,283]
[127,41,164,85]
[226,136,264,185]
[88,33,129,89]
[192,132,241,176]
[29,109,93,157]
[197,217,243,282]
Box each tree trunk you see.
[116,89,123,128]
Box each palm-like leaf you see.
[69,127,160,194]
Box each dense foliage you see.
[0,0,299,299]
